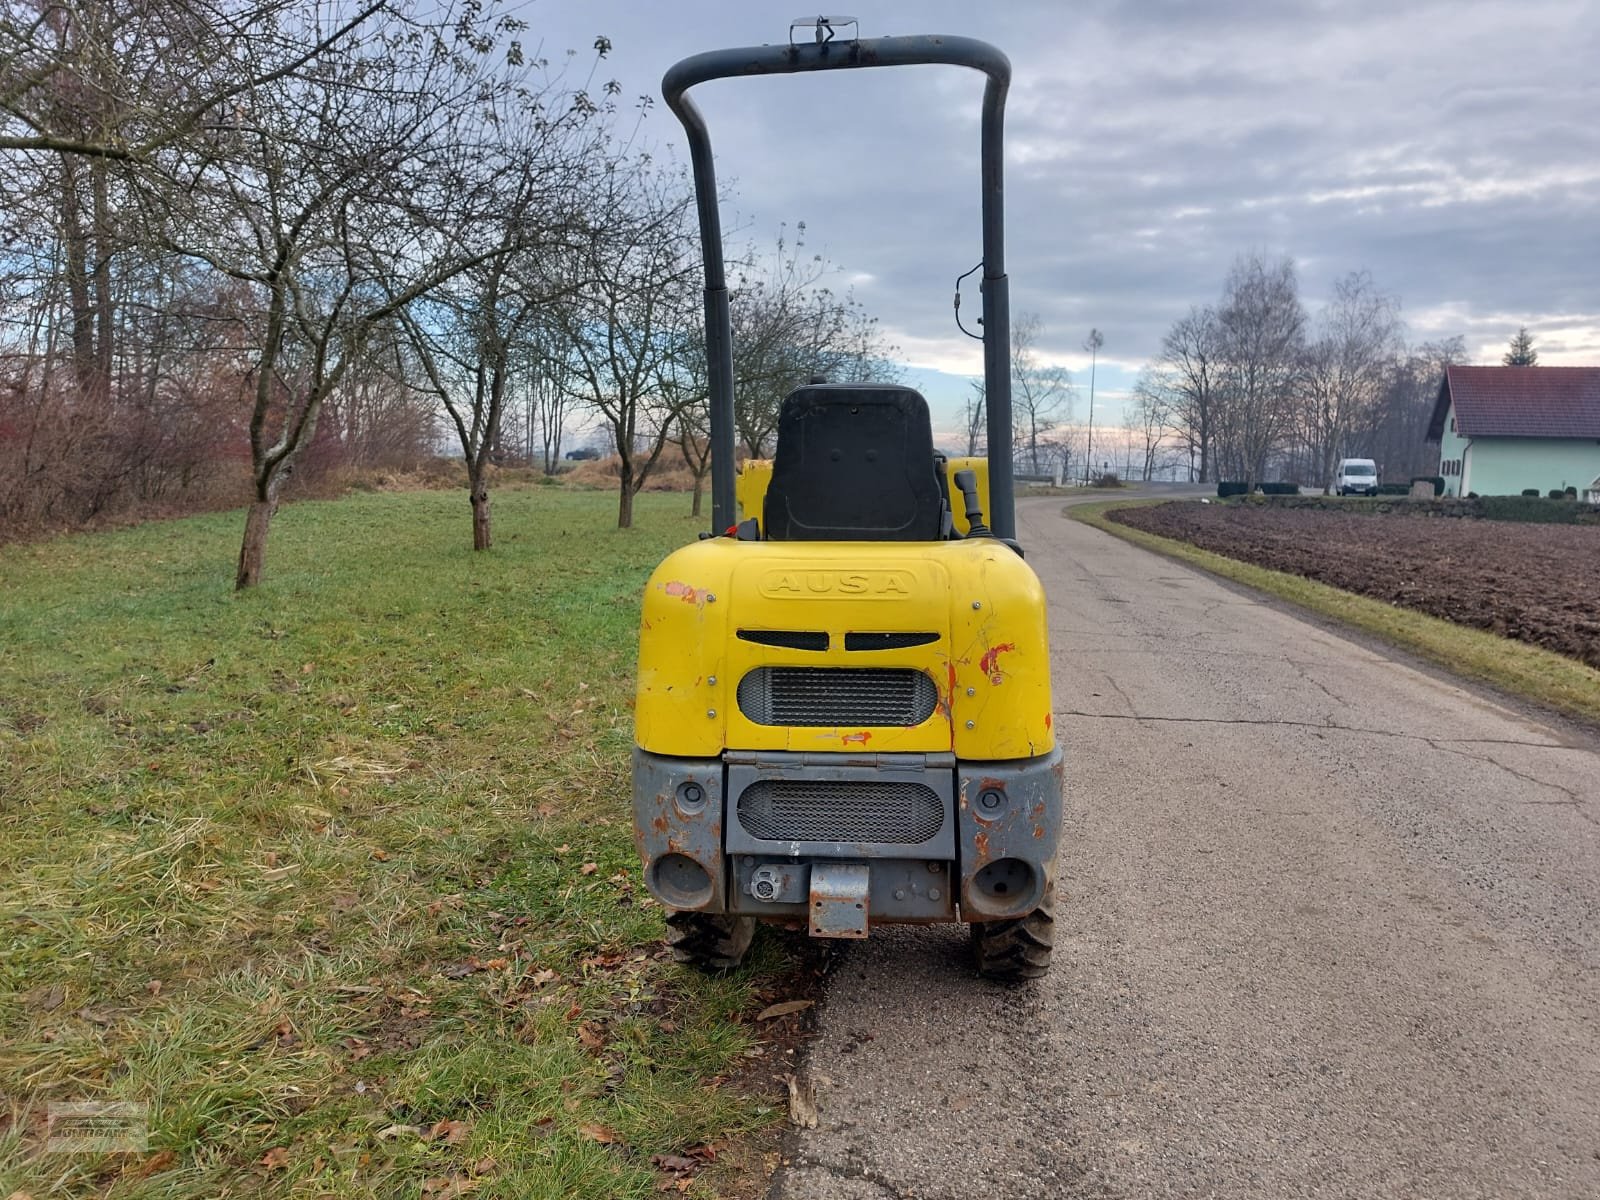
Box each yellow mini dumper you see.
[632,21,1062,980]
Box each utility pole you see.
[1083,328,1103,483]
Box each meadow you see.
[1,488,789,1199]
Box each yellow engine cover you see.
[635,535,1055,761]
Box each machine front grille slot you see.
[844,631,939,651]
[737,628,829,651]
[737,667,938,726]
[736,780,944,843]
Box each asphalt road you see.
[773,494,1600,1200]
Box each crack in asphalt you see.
[789,1155,916,1199]
[1059,709,1581,754]
[1424,740,1594,822]
[1099,671,1138,716]
[1288,657,1349,706]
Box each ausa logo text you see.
[759,569,915,599]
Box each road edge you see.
[1068,498,1600,728]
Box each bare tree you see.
[1128,369,1173,482]
[549,159,698,528]
[1368,336,1464,479]
[1,0,387,160]
[1212,253,1306,484]
[962,379,986,456]
[664,326,712,516]
[1159,306,1222,482]
[726,224,898,458]
[1301,270,1402,490]
[1010,312,1072,475]
[390,82,605,549]
[145,3,537,585]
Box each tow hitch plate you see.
[808,862,870,938]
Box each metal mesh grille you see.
[737,667,938,726]
[844,631,939,651]
[737,629,829,651]
[736,780,944,843]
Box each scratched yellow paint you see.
[634,533,1054,761]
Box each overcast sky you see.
[521,0,1599,435]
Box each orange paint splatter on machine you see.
[841,731,872,747]
[979,642,1016,683]
[664,581,699,603]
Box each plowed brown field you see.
[1108,502,1600,668]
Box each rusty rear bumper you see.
[633,746,1062,929]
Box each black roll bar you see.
[662,33,1015,539]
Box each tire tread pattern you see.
[971,891,1055,981]
[666,911,756,971]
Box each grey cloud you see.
[526,0,1598,382]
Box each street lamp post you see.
[1083,328,1103,483]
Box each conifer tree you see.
[1502,327,1539,366]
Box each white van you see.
[1334,458,1378,496]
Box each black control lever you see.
[953,469,992,537]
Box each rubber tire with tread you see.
[970,889,1055,981]
[666,911,756,971]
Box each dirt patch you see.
[1109,502,1600,668]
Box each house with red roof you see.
[1426,366,1600,499]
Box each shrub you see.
[1258,481,1298,495]
[1478,495,1585,524]
[1377,483,1411,496]
[1217,480,1249,498]
[1091,471,1122,488]
[1549,488,1567,499]
[1521,488,1540,497]
[1566,486,1579,499]
[1467,492,1479,499]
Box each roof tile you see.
[1429,366,1600,440]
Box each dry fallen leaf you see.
[577,1021,606,1051]
[260,1146,290,1170]
[129,1148,176,1178]
[371,849,390,862]
[651,1153,699,1172]
[756,1000,814,1022]
[784,1074,818,1129]
[483,957,509,970]
[530,968,558,987]
[144,980,162,997]
[580,862,599,876]
[578,1122,618,1144]
[429,1118,472,1146]
[421,1175,480,1197]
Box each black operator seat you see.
[762,383,946,541]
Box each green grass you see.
[1070,499,1600,726]
[0,489,788,1199]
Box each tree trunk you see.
[471,483,492,550]
[617,462,635,529]
[691,470,705,517]
[236,499,277,590]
